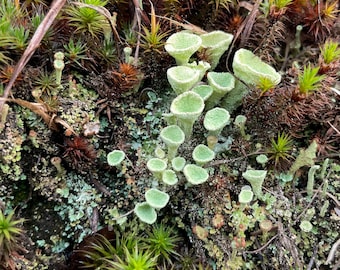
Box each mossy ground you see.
[0,1,339,269]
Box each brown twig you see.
[131,0,143,65]
[245,234,278,254]
[226,0,262,66]
[326,238,340,265]
[0,0,67,117]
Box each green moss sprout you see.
[272,0,293,9]
[78,234,118,269]
[268,132,294,167]
[0,209,26,268]
[320,39,340,64]
[257,76,276,95]
[65,0,110,38]
[141,3,169,53]
[64,39,89,68]
[298,64,326,95]
[143,223,181,265]
[106,245,157,270]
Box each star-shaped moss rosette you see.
[165,31,202,65]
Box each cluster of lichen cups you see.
[107,29,284,224]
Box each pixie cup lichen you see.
[232,48,281,86]
[200,30,234,70]
[186,61,211,82]
[165,31,202,65]
[234,115,249,139]
[191,84,213,101]
[203,107,230,137]
[170,91,205,139]
[107,150,126,167]
[238,185,254,204]
[167,66,200,95]
[183,164,209,185]
[147,158,167,180]
[54,52,65,86]
[145,188,170,209]
[134,202,157,224]
[171,156,186,172]
[162,169,178,185]
[206,72,235,109]
[160,125,185,160]
[242,169,267,197]
[192,144,215,166]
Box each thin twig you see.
[0,0,67,117]
[307,244,318,270]
[210,150,265,166]
[245,234,278,254]
[326,238,340,264]
[132,0,143,65]
[111,209,134,221]
[294,183,324,224]
[327,120,340,136]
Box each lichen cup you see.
[160,125,185,160]
[134,202,157,224]
[147,158,167,180]
[203,107,230,137]
[145,188,170,210]
[192,144,215,166]
[200,30,234,70]
[167,66,200,95]
[206,72,235,109]
[170,91,205,139]
[191,84,213,101]
[107,150,126,168]
[242,169,267,197]
[165,31,202,65]
[232,48,281,86]
[183,164,209,185]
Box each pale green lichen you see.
[54,172,102,246]
[0,106,26,182]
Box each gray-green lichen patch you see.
[0,105,26,182]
